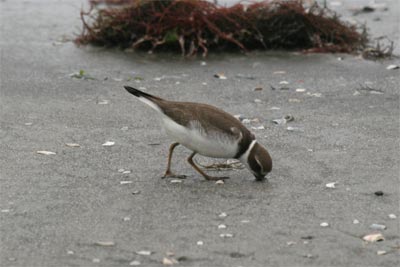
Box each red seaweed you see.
[75,0,368,57]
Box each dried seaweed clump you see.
[362,37,394,60]
[75,0,367,56]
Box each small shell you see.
[377,250,387,255]
[218,212,228,218]
[37,151,56,155]
[326,182,337,188]
[102,141,115,146]
[136,250,153,256]
[362,233,384,242]
[98,100,109,105]
[65,143,80,147]
[386,64,399,70]
[251,125,265,130]
[287,126,303,132]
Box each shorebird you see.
[124,86,272,181]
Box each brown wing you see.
[157,100,255,158]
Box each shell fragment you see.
[102,141,115,146]
[37,151,56,155]
[363,233,384,242]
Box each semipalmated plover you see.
[124,86,272,181]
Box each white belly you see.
[161,116,238,158]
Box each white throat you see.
[239,140,257,167]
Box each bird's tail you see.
[124,86,164,113]
[124,86,163,100]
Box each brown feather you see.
[156,100,255,158]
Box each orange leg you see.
[187,152,229,181]
[162,143,186,179]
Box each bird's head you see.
[240,140,272,181]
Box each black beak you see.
[254,174,266,181]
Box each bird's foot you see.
[161,172,187,179]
